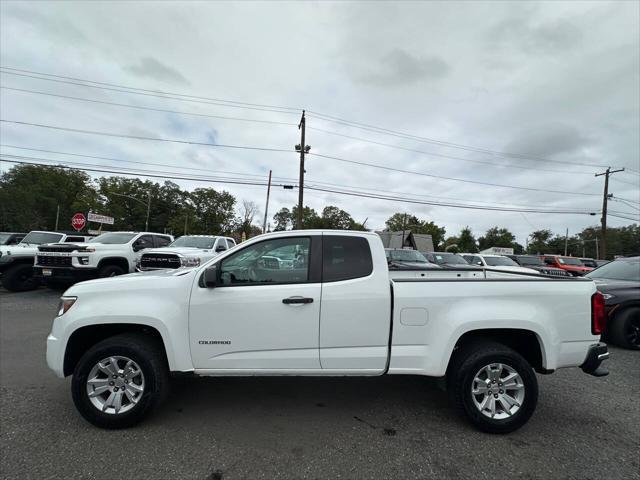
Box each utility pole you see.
[564,228,568,256]
[295,110,310,230]
[145,191,151,232]
[55,204,60,230]
[262,170,272,234]
[595,167,624,259]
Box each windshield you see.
[20,232,64,245]
[516,256,544,266]
[170,236,217,249]
[484,256,519,267]
[430,253,468,265]
[388,250,428,263]
[557,257,584,266]
[586,259,640,281]
[89,233,137,244]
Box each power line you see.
[0,155,600,216]
[1,119,602,197]
[1,144,597,213]
[308,151,601,197]
[307,126,596,175]
[305,111,611,170]
[611,176,640,188]
[0,69,299,116]
[0,119,292,153]
[0,86,297,127]
[0,66,301,112]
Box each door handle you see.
[282,297,314,304]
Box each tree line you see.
[1,164,637,258]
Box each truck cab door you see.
[189,235,322,371]
[319,234,391,372]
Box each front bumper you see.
[34,266,98,283]
[580,342,610,377]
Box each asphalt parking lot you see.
[1,287,638,480]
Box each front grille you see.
[543,269,570,277]
[140,253,181,269]
[37,255,72,267]
[39,244,83,253]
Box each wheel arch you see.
[447,328,547,374]
[97,257,130,273]
[63,323,171,377]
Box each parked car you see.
[425,252,473,268]
[579,258,600,269]
[461,254,539,275]
[586,256,640,350]
[506,255,572,277]
[47,230,608,433]
[0,232,26,246]
[385,248,440,270]
[138,235,236,271]
[595,259,610,267]
[540,255,593,276]
[0,231,90,291]
[34,231,174,286]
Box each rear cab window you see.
[322,235,373,282]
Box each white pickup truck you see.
[34,231,173,285]
[46,230,609,433]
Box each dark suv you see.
[586,257,640,350]
[506,255,571,277]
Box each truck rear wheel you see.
[448,341,538,434]
[71,333,169,429]
[608,307,640,350]
[1,263,39,292]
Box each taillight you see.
[591,291,606,335]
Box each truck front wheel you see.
[71,334,169,429]
[448,341,538,434]
[1,263,39,292]
[98,264,126,277]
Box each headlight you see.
[84,248,95,252]
[180,257,201,267]
[57,296,77,317]
[601,293,615,300]
[78,256,89,265]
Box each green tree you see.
[0,164,101,231]
[384,213,446,249]
[457,226,478,253]
[188,188,236,234]
[478,227,517,251]
[273,208,292,231]
[527,229,553,254]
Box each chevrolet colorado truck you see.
[46,230,609,433]
[34,231,173,286]
[0,231,89,291]
[137,235,236,271]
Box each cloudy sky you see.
[1,1,638,244]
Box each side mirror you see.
[203,265,218,288]
[215,245,227,253]
[132,240,147,252]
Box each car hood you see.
[590,278,639,290]
[141,247,215,256]
[486,265,540,274]
[66,267,197,293]
[0,244,39,256]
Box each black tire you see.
[71,333,169,429]
[608,307,640,350]
[98,264,126,278]
[1,263,39,292]
[447,341,538,434]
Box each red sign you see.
[71,213,86,232]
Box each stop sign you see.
[71,213,86,231]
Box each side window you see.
[472,256,483,266]
[226,238,236,248]
[543,257,555,265]
[64,236,85,243]
[323,235,373,282]
[155,235,171,247]
[214,238,227,252]
[133,235,154,251]
[219,237,311,286]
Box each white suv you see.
[461,254,539,275]
[137,235,236,271]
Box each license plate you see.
[42,269,52,277]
